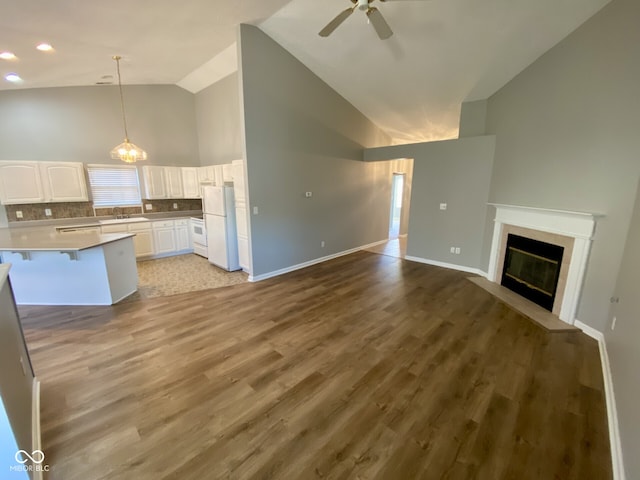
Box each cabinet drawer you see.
[101,224,128,233]
[152,220,175,229]
[174,219,189,227]
[128,221,151,232]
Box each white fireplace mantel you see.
[487,203,603,325]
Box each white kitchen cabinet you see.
[40,162,88,202]
[165,167,183,198]
[152,220,176,254]
[214,165,225,186]
[175,219,191,251]
[141,166,167,199]
[0,160,88,205]
[198,166,215,184]
[231,160,250,272]
[222,164,234,183]
[181,167,200,199]
[128,221,154,258]
[0,161,45,204]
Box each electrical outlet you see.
[45,208,52,217]
[145,204,153,211]
[455,247,461,254]
[450,247,455,253]
[321,241,325,248]
[16,210,23,219]
[611,316,617,330]
[173,203,178,209]
[440,203,447,210]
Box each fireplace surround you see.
[487,204,599,325]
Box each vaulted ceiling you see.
[0,0,610,143]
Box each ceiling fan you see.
[319,0,425,40]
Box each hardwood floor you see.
[19,251,612,480]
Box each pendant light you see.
[110,55,147,163]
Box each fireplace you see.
[501,234,564,311]
[487,204,599,325]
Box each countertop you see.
[0,229,134,252]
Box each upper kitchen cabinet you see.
[222,164,234,183]
[198,166,215,184]
[0,160,88,205]
[181,167,200,199]
[140,165,167,199]
[141,165,198,199]
[165,167,183,198]
[40,162,88,202]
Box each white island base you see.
[1,236,138,306]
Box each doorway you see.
[389,173,405,239]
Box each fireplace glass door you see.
[501,234,564,311]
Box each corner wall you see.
[238,24,394,277]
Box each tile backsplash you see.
[6,199,202,222]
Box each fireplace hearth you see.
[501,234,564,311]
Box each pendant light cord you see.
[113,56,129,142]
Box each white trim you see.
[487,204,601,325]
[31,377,43,480]
[248,239,388,282]
[405,255,487,276]
[574,320,625,480]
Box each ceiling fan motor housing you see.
[358,0,369,11]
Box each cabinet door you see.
[222,164,234,183]
[154,228,176,254]
[238,235,250,271]
[214,165,224,186]
[40,162,88,202]
[182,167,200,199]
[231,160,246,206]
[141,166,167,199]
[198,166,215,183]
[165,167,184,198]
[132,230,154,257]
[176,226,190,251]
[0,161,45,204]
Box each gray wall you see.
[238,24,394,277]
[0,85,199,166]
[195,72,243,165]
[608,179,640,479]
[485,0,640,332]
[365,136,495,270]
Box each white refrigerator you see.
[203,185,240,271]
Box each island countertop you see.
[0,228,135,252]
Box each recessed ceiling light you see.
[0,51,16,60]
[36,43,54,52]
[5,73,22,83]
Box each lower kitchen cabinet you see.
[153,220,177,255]
[128,222,154,257]
[175,219,190,252]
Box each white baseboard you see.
[574,320,625,480]
[32,377,43,480]
[248,239,389,282]
[404,255,487,277]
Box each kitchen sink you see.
[99,217,149,225]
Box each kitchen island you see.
[0,228,138,305]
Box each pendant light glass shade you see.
[110,56,147,163]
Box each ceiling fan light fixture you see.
[357,0,369,11]
[110,55,147,164]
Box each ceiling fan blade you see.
[319,7,355,37]
[367,7,393,40]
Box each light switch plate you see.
[145,204,153,211]
[173,203,178,209]
[45,208,52,216]
[253,206,259,215]
[305,192,312,198]
[16,211,23,219]
[440,203,447,210]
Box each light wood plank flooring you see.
[18,251,612,480]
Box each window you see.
[87,164,141,207]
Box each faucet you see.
[113,207,124,219]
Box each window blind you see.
[87,164,141,207]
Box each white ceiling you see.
[0,0,610,143]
